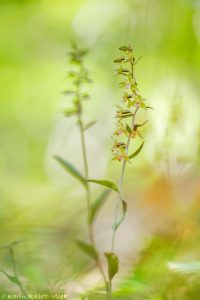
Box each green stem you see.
[109,60,139,298]
[107,280,112,300]
[111,63,139,252]
[77,72,108,289]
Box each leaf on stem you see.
[76,240,98,261]
[63,109,78,117]
[114,57,126,63]
[112,197,127,231]
[129,142,144,160]
[84,121,97,131]
[54,155,86,187]
[104,252,119,280]
[63,90,75,95]
[119,45,132,52]
[0,270,21,286]
[88,190,111,224]
[87,179,119,192]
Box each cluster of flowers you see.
[112,45,149,162]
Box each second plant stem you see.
[109,61,139,299]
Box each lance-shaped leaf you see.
[112,197,127,231]
[84,121,96,131]
[114,57,125,63]
[129,142,144,160]
[135,120,148,128]
[63,108,78,117]
[88,190,111,224]
[87,179,119,192]
[63,90,75,95]
[126,123,132,134]
[104,252,119,280]
[76,240,98,261]
[54,155,86,187]
[1,270,21,286]
[119,45,132,52]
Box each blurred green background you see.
[1,0,200,299]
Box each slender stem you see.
[109,60,140,299]
[111,60,139,253]
[107,280,112,300]
[77,68,108,289]
[111,107,139,253]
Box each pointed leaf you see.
[129,142,144,160]
[87,179,119,192]
[126,123,132,134]
[119,45,132,52]
[1,271,21,286]
[63,90,75,95]
[63,109,77,117]
[84,121,96,131]
[112,197,127,231]
[54,155,86,187]
[76,240,98,261]
[104,252,119,280]
[114,57,125,63]
[88,190,111,224]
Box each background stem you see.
[77,78,108,289]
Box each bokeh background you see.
[1,0,200,299]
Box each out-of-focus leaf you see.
[88,190,111,224]
[119,45,132,52]
[54,155,86,187]
[114,57,125,63]
[87,179,119,192]
[81,92,90,99]
[76,240,98,261]
[104,252,119,280]
[167,261,200,273]
[0,240,25,250]
[63,90,75,95]
[84,121,96,131]
[63,108,77,117]
[1,270,21,286]
[129,142,144,159]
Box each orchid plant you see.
[54,44,151,300]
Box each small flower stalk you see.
[107,45,151,299]
[112,45,148,163]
